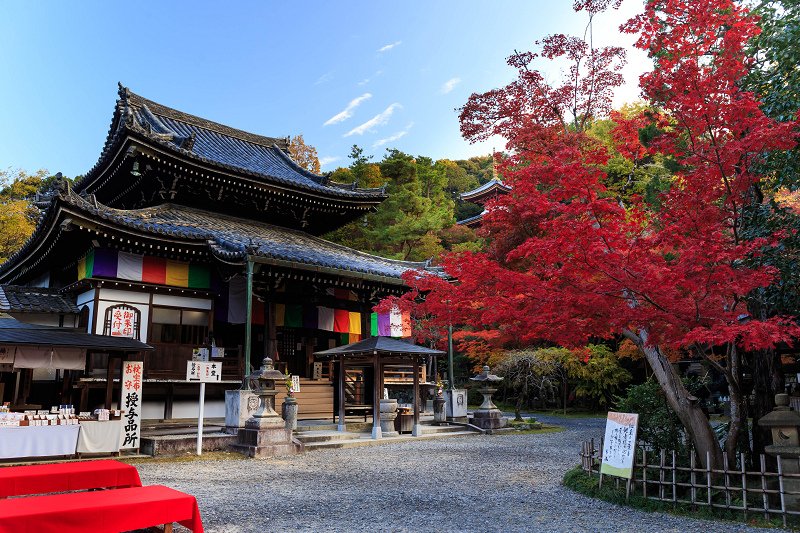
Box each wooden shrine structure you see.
[0,84,440,420]
[314,336,444,438]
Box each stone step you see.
[294,430,364,443]
[302,430,480,451]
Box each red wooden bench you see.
[0,484,203,533]
[0,459,141,498]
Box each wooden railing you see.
[580,439,800,527]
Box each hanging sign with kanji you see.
[110,307,136,338]
[600,411,639,479]
[186,361,222,383]
[120,361,144,450]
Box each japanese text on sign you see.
[186,361,222,383]
[120,361,144,449]
[110,308,136,338]
[600,411,639,480]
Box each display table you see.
[0,485,203,533]
[76,420,123,455]
[0,459,142,498]
[0,425,79,460]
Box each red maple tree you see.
[384,0,800,467]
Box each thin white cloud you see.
[358,79,370,86]
[319,156,341,167]
[324,93,372,126]
[315,72,334,85]
[441,77,462,94]
[373,123,414,148]
[378,41,401,52]
[344,104,402,137]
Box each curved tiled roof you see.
[460,178,511,202]
[0,286,79,314]
[73,84,386,201]
[56,191,429,281]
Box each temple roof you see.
[73,84,386,203]
[0,317,152,351]
[0,188,434,284]
[314,335,445,357]
[459,179,511,204]
[0,286,79,315]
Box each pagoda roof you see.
[0,285,79,315]
[459,179,511,204]
[456,211,485,229]
[0,187,434,285]
[73,84,386,204]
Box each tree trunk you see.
[723,344,743,466]
[752,346,783,464]
[624,329,724,469]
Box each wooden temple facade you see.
[0,84,437,421]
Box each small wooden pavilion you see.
[314,336,444,438]
[457,178,511,229]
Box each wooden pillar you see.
[79,384,89,412]
[372,351,382,439]
[105,355,117,410]
[60,370,72,405]
[163,383,174,420]
[265,290,277,362]
[337,355,346,432]
[412,356,421,436]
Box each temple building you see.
[456,178,511,229]
[0,84,435,422]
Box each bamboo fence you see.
[580,438,800,527]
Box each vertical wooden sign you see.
[120,361,144,451]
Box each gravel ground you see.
[135,414,787,533]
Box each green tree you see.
[0,168,71,264]
[368,150,453,260]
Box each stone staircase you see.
[294,422,481,451]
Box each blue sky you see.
[0,1,650,179]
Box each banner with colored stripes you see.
[77,249,210,289]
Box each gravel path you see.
[135,415,786,533]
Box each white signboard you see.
[120,361,144,450]
[0,346,14,372]
[110,307,136,338]
[186,361,222,383]
[291,375,300,393]
[600,411,639,479]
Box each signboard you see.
[0,346,14,372]
[291,375,300,393]
[313,362,322,380]
[600,411,639,479]
[186,361,222,383]
[110,307,136,338]
[120,361,144,450]
[192,348,209,361]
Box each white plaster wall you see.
[141,399,225,420]
[152,294,212,310]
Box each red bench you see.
[0,484,203,533]
[0,460,141,498]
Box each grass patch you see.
[119,450,249,464]
[562,467,792,530]
[509,424,563,436]
[530,409,607,419]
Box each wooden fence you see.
[580,438,800,527]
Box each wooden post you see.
[105,355,116,410]
[242,260,253,390]
[761,454,770,521]
[412,356,421,436]
[337,355,346,432]
[778,455,787,528]
[690,450,697,511]
[163,383,174,420]
[741,452,747,520]
[371,351,381,439]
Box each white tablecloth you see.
[0,425,80,459]
[76,420,123,454]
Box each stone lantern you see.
[468,365,507,431]
[231,357,305,457]
[758,393,800,509]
